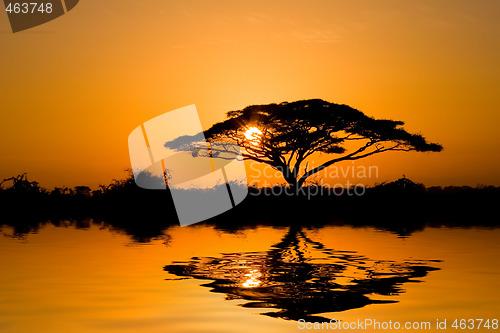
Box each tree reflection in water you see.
[164,226,441,321]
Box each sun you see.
[244,127,262,145]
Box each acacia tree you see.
[166,99,442,189]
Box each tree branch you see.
[297,141,406,186]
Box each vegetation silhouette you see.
[165,99,442,189]
[164,225,441,321]
[1,173,500,241]
[4,101,498,241]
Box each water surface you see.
[0,221,498,332]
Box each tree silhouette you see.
[164,226,440,321]
[1,173,41,193]
[165,99,443,189]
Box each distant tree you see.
[166,99,442,189]
[74,186,91,197]
[0,173,41,193]
[373,176,425,193]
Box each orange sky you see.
[1,0,499,189]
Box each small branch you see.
[297,141,407,185]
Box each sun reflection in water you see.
[242,269,262,288]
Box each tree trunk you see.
[288,181,298,193]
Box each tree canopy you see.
[166,99,443,188]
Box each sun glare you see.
[244,127,262,145]
[242,269,262,288]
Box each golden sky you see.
[1,0,499,188]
